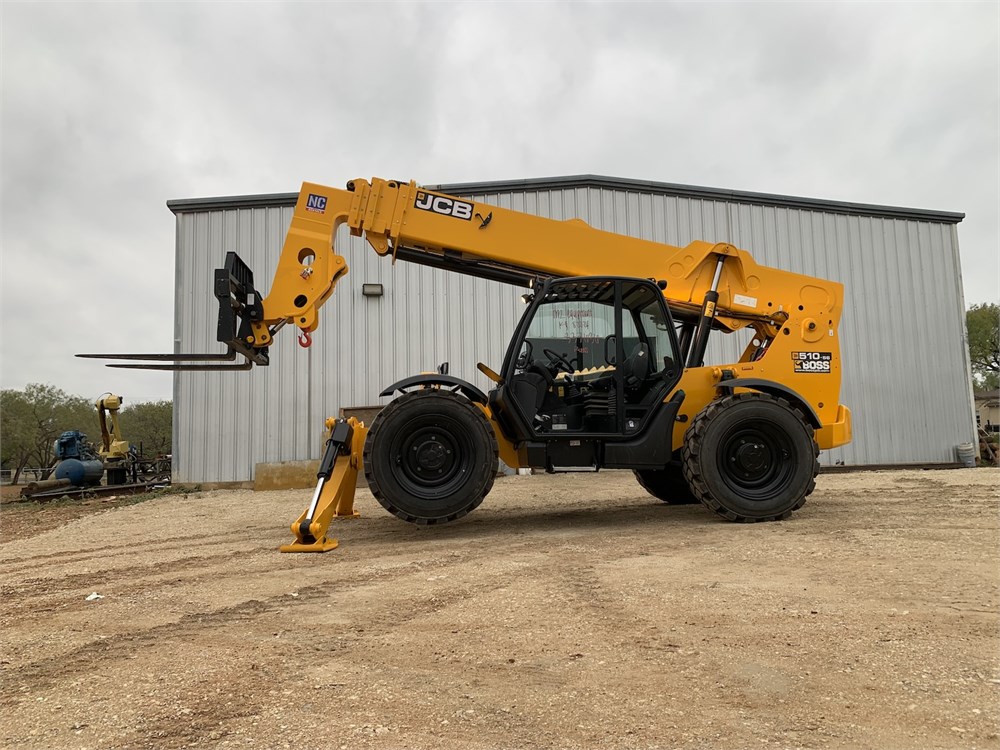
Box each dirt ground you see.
[1,468,997,750]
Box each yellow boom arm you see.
[96,394,129,459]
[249,178,836,346]
[249,178,846,446]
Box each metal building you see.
[167,176,972,483]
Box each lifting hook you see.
[298,330,312,348]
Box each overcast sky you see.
[2,1,997,403]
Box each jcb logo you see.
[415,191,473,221]
[792,351,832,373]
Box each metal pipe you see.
[685,256,726,369]
[678,323,695,363]
[19,478,72,497]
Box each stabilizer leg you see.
[280,417,366,553]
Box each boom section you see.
[255,178,842,350]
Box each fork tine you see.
[105,360,253,371]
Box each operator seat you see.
[622,343,650,391]
[510,363,553,424]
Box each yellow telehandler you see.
[82,177,852,551]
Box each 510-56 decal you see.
[792,351,832,373]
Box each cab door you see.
[492,277,681,444]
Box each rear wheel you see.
[634,463,699,505]
[682,392,819,522]
[364,389,499,525]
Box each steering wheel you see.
[543,348,575,374]
[516,340,534,369]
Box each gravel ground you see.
[1,468,998,750]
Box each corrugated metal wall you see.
[172,182,974,482]
[172,209,526,483]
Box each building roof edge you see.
[167,175,965,223]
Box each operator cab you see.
[489,277,683,469]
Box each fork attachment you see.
[77,251,271,371]
[214,251,269,364]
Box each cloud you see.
[1,1,996,400]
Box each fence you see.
[1,469,52,485]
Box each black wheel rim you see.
[388,414,471,500]
[715,421,796,501]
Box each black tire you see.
[682,392,819,522]
[634,464,699,505]
[364,389,499,525]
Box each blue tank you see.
[52,430,104,486]
[54,458,105,486]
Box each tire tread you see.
[363,389,498,525]
[681,392,819,522]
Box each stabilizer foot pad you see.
[279,537,339,553]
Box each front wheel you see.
[364,389,499,525]
[682,392,819,522]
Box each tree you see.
[1,390,34,483]
[967,303,1000,390]
[0,384,95,483]
[119,400,173,457]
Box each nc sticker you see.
[792,351,832,373]
[306,194,327,213]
